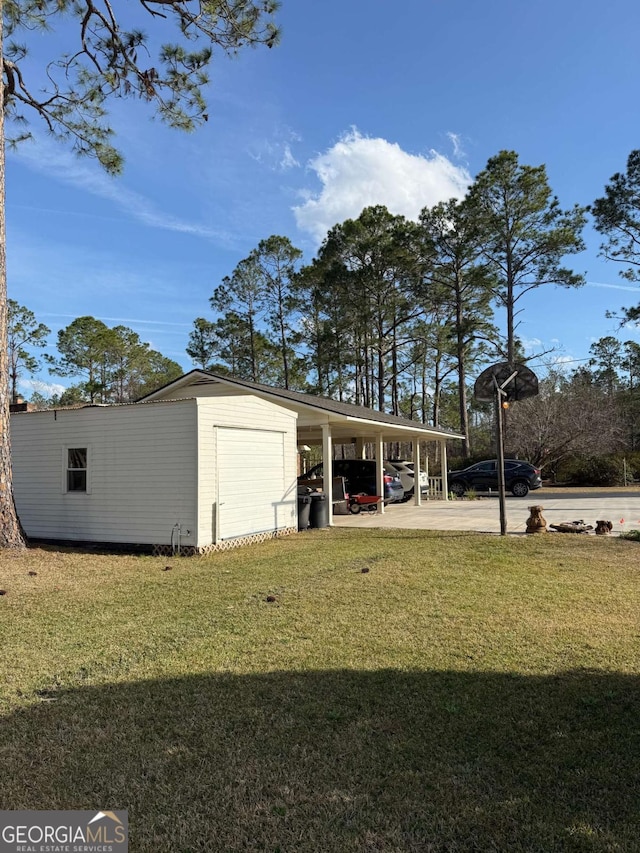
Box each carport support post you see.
[413,437,422,506]
[440,440,449,500]
[321,423,334,526]
[375,433,385,514]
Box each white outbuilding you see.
[10,371,462,552]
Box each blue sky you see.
[8,0,640,398]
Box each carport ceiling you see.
[295,416,457,445]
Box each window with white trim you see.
[67,448,88,492]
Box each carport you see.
[291,398,463,521]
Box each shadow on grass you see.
[2,669,638,852]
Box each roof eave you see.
[141,371,463,440]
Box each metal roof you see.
[140,370,463,441]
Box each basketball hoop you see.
[474,362,538,403]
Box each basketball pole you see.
[493,370,517,536]
[474,362,539,537]
[493,378,506,535]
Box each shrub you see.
[557,454,624,486]
[620,529,640,541]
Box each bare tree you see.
[506,367,625,473]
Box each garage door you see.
[217,427,287,540]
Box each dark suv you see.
[448,459,542,497]
[299,460,405,503]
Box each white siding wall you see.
[10,401,198,546]
[160,381,250,401]
[195,395,297,547]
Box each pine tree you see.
[0,0,280,547]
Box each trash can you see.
[297,493,312,530]
[309,492,329,529]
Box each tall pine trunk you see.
[0,3,27,548]
[278,303,289,389]
[391,323,399,416]
[455,287,471,458]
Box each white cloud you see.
[10,137,227,241]
[446,131,465,160]
[521,337,543,353]
[293,129,471,243]
[40,312,191,329]
[280,144,300,171]
[587,280,639,293]
[20,378,67,398]
[246,127,302,172]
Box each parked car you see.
[386,459,429,499]
[447,459,542,497]
[299,459,405,503]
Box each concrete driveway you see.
[332,488,640,535]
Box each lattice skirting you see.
[152,526,298,557]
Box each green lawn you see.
[1,529,639,852]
